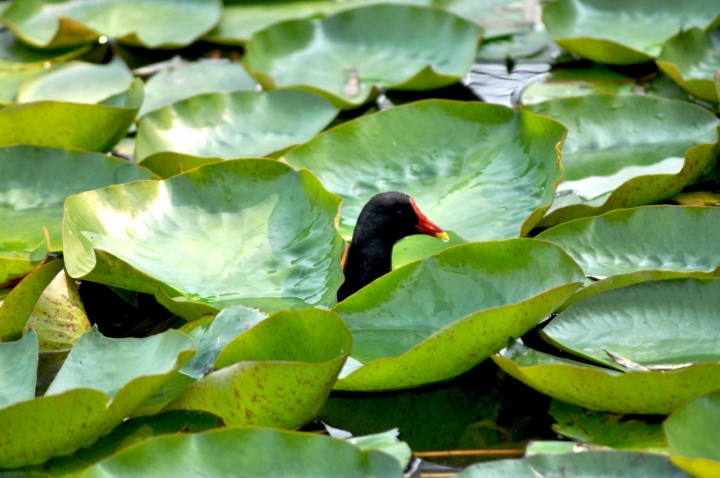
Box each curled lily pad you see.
[205,0,430,45]
[23,268,91,351]
[135,89,338,162]
[138,152,223,179]
[79,426,402,478]
[457,449,688,477]
[0,330,38,409]
[542,0,720,64]
[493,342,720,414]
[543,279,720,369]
[1,0,223,49]
[167,308,352,428]
[0,328,195,468]
[243,4,483,109]
[522,94,720,227]
[664,390,720,478]
[333,240,584,391]
[139,60,258,117]
[519,65,637,104]
[0,78,143,152]
[0,145,156,259]
[656,28,720,102]
[284,100,566,264]
[0,29,89,69]
[537,206,720,308]
[63,160,345,315]
[0,231,48,286]
[17,57,134,105]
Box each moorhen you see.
[337,192,449,302]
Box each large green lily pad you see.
[665,390,720,478]
[333,240,584,391]
[1,0,223,49]
[135,89,338,162]
[656,28,720,102]
[243,4,483,109]
[0,328,194,468]
[537,206,720,308]
[522,94,720,227]
[284,100,566,264]
[457,450,688,477]
[543,278,720,370]
[78,426,402,478]
[0,67,42,107]
[63,160,345,315]
[0,330,37,410]
[206,0,430,45]
[0,146,156,260]
[0,78,143,152]
[17,57,134,105]
[167,308,352,428]
[493,342,720,414]
[0,29,89,69]
[542,0,720,64]
[139,60,258,117]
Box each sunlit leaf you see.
[656,28,720,102]
[244,4,483,109]
[64,160,345,315]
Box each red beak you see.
[410,198,449,242]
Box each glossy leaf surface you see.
[1,0,223,48]
[139,60,258,117]
[64,160,345,315]
[284,100,566,264]
[657,28,720,102]
[493,342,720,414]
[333,240,584,391]
[0,79,143,152]
[537,206,720,307]
[244,5,483,108]
[0,29,88,69]
[135,89,337,162]
[0,328,194,468]
[0,146,156,257]
[0,330,38,410]
[542,0,720,64]
[79,427,402,478]
[168,309,352,428]
[665,390,720,478]
[523,95,720,226]
[543,279,720,369]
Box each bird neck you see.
[341,234,396,295]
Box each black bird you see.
[337,192,449,302]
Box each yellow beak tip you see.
[436,232,450,242]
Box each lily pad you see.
[138,152,224,179]
[0,231,48,287]
[519,65,637,105]
[436,0,535,38]
[664,390,720,478]
[167,308,352,428]
[64,160,345,315]
[135,89,338,162]
[0,29,89,69]
[537,206,720,308]
[0,78,143,152]
[0,327,195,468]
[0,145,156,258]
[550,400,667,450]
[0,67,43,106]
[656,28,720,102]
[139,60,258,117]
[1,0,223,49]
[522,94,720,227]
[333,240,584,391]
[17,57,134,105]
[0,330,38,409]
[243,4,483,109]
[23,268,91,351]
[284,100,566,264]
[79,426,402,478]
[543,278,720,370]
[206,0,431,45]
[493,342,720,414]
[542,0,720,64]
[0,260,64,341]
[457,450,688,477]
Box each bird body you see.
[337,192,448,302]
